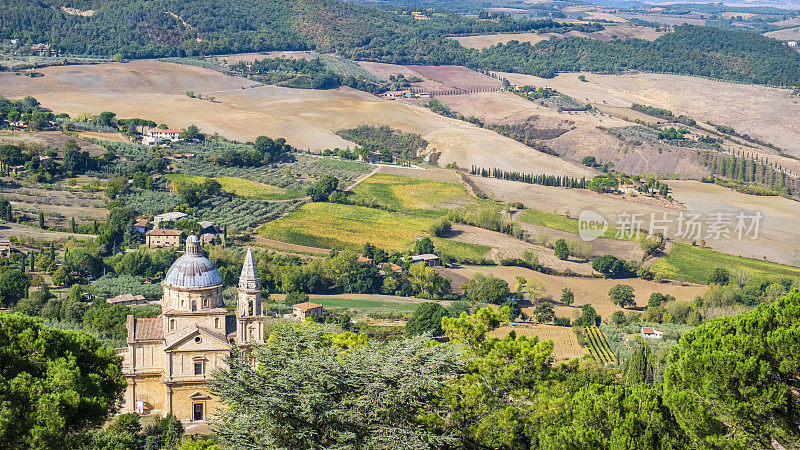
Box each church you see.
[119,235,266,422]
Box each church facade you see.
[119,236,265,422]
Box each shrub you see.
[707,268,730,286]
[553,317,571,327]
[429,217,452,237]
[554,238,569,260]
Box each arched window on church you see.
[248,301,253,316]
[170,319,176,330]
[215,317,220,328]
[191,301,197,312]
[203,299,208,309]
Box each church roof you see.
[163,235,223,289]
[126,316,164,343]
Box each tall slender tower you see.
[236,248,264,346]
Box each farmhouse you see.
[146,229,185,248]
[153,211,188,224]
[119,241,266,421]
[293,302,326,320]
[382,90,415,100]
[411,253,441,267]
[641,327,665,339]
[143,128,183,147]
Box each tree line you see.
[5,0,800,86]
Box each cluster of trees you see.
[700,149,798,195]
[0,314,214,448]
[209,291,800,448]
[171,178,222,207]
[336,125,428,163]
[470,166,587,189]
[209,135,295,166]
[0,139,110,182]
[0,95,56,130]
[232,56,386,92]
[234,56,341,89]
[631,103,696,126]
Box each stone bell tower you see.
[236,248,264,346]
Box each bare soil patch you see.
[472,176,800,267]
[438,90,708,176]
[763,26,800,41]
[514,220,643,261]
[75,131,131,144]
[449,223,595,274]
[496,71,800,156]
[0,223,95,242]
[452,25,666,49]
[439,265,707,319]
[0,61,588,176]
[668,180,800,267]
[616,12,706,25]
[0,131,108,156]
[358,62,502,91]
[488,323,585,361]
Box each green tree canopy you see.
[609,284,636,309]
[461,273,511,305]
[0,314,125,448]
[405,302,449,337]
[210,324,462,449]
[663,290,800,448]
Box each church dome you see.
[163,235,223,288]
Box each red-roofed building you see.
[134,218,150,234]
[641,327,665,339]
[292,302,326,320]
[108,293,148,305]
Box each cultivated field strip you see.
[585,326,617,365]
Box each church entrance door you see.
[193,403,204,421]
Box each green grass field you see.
[650,243,800,284]
[164,174,302,199]
[519,209,637,241]
[350,173,481,218]
[312,297,420,314]
[258,202,489,259]
[433,238,490,261]
[258,202,430,251]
